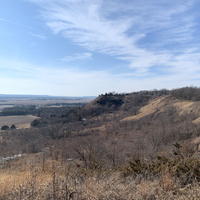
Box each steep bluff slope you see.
[121,96,200,123]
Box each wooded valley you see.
[1,87,200,199]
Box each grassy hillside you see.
[1,87,200,199]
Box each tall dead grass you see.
[1,154,200,199]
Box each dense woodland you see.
[1,86,200,199]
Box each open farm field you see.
[0,98,93,107]
[0,105,14,111]
[0,115,38,129]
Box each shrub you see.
[1,125,9,130]
[10,124,16,130]
[122,143,200,185]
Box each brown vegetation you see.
[1,87,200,199]
[1,147,200,199]
[0,115,38,130]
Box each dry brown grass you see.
[0,115,38,129]
[1,155,200,199]
[121,97,166,121]
[121,96,200,125]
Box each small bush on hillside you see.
[10,124,16,130]
[122,143,200,185]
[31,119,40,127]
[1,125,9,130]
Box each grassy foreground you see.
[1,153,200,200]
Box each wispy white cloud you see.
[26,0,200,75]
[1,58,200,96]
[0,17,41,31]
[29,32,47,39]
[62,53,92,62]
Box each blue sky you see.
[0,0,200,96]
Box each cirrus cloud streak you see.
[26,0,200,75]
